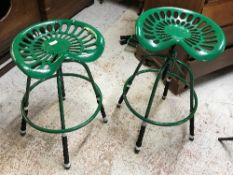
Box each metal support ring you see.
[123,68,198,127]
[20,73,103,134]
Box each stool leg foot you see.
[20,118,27,136]
[117,94,124,108]
[62,134,71,169]
[135,123,147,154]
[100,105,108,123]
[162,77,171,100]
[97,98,108,123]
[189,117,194,141]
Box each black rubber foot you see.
[20,130,26,136]
[134,146,140,154]
[162,96,166,100]
[103,117,108,123]
[116,104,121,108]
[64,163,71,170]
[189,135,194,141]
[62,97,66,101]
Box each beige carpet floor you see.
[0,1,233,175]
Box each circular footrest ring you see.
[21,73,103,133]
[123,68,198,127]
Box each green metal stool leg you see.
[80,62,108,123]
[188,63,195,141]
[60,66,66,100]
[175,59,196,141]
[20,77,31,136]
[135,66,164,153]
[189,78,195,141]
[135,122,147,153]
[56,68,71,169]
[117,57,145,108]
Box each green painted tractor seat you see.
[11,19,105,79]
[136,7,226,61]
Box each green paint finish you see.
[136,7,226,61]
[11,19,105,79]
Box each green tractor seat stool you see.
[117,7,226,153]
[11,19,107,169]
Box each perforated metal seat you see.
[11,19,104,79]
[136,7,225,61]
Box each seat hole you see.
[174,12,179,18]
[198,21,207,28]
[61,24,68,32]
[192,17,201,25]
[166,10,171,18]
[200,45,214,50]
[180,13,186,19]
[47,25,53,32]
[153,12,160,20]
[160,11,165,19]
[68,25,76,34]
[54,23,61,31]
[202,25,212,32]
[145,19,153,26]
[176,20,180,25]
[187,15,194,22]
[39,27,46,34]
[149,14,155,22]
[153,40,160,44]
